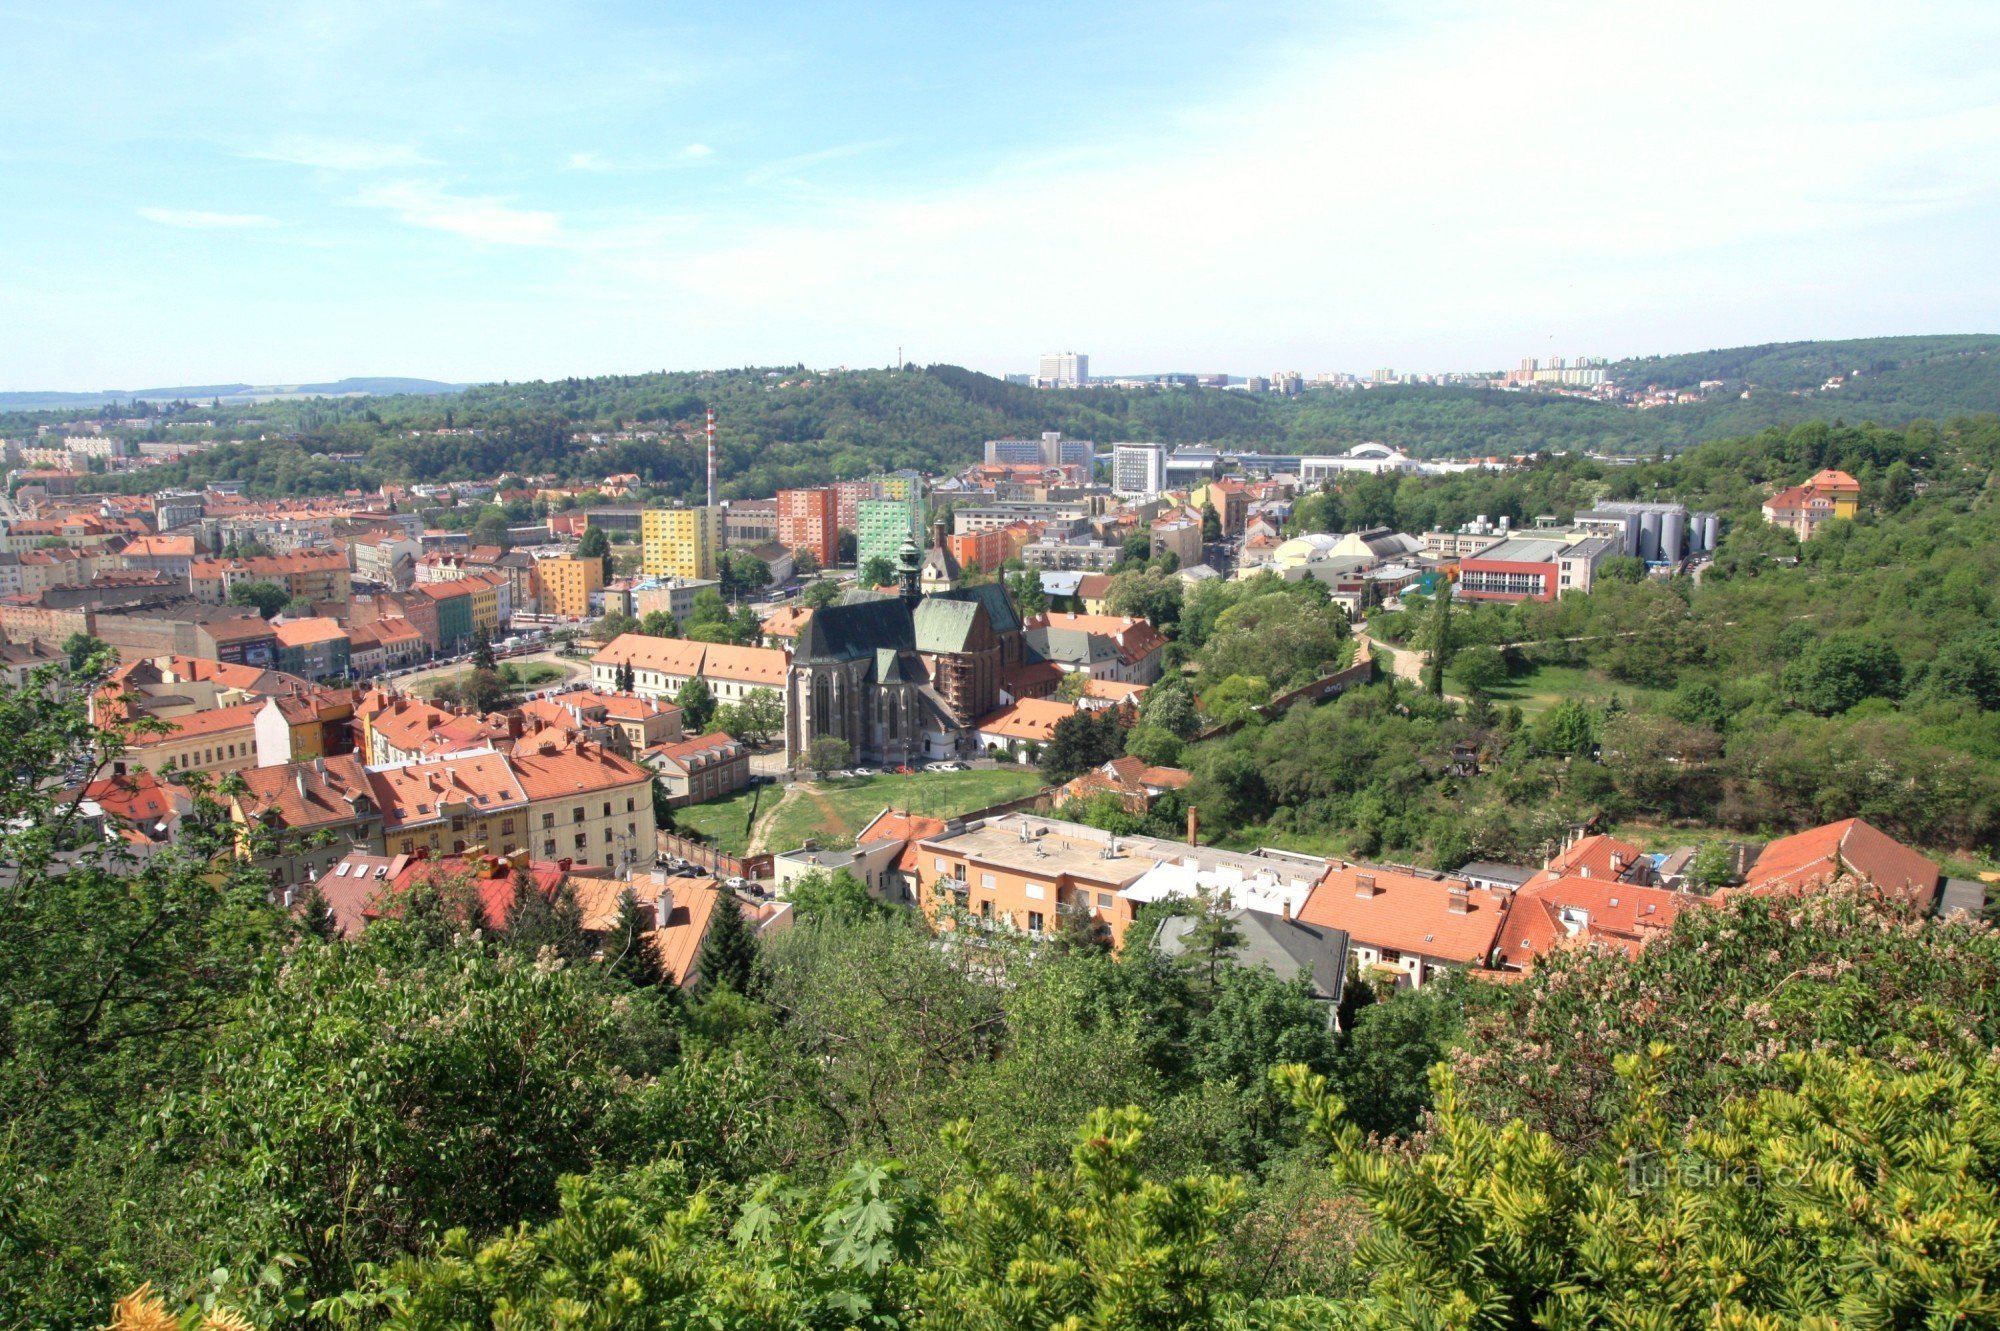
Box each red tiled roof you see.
[649,730,744,775]
[1299,863,1509,964]
[367,752,529,830]
[508,738,652,800]
[1543,832,1647,883]
[123,700,263,747]
[67,772,188,829]
[1735,818,1939,910]
[272,617,348,647]
[976,698,1077,742]
[236,754,377,830]
[1494,875,1697,970]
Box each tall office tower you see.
[1037,351,1089,387]
[776,487,840,568]
[640,506,721,580]
[1111,441,1167,497]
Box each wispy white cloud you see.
[244,136,434,171]
[565,143,714,172]
[351,180,561,246]
[137,206,277,229]
[741,140,886,187]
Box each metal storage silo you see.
[1638,510,1662,562]
[1703,513,1720,551]
[1660,510,1686,563]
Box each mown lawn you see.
[1450,660,1674,717]
[672,767,1048,858]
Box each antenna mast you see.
[705,407,716,510]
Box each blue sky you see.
[2,0,1997,389]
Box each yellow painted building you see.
[464,573,502,638]
[641,506,720,581]
[537,555,603,619]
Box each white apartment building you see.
[1111,442,1167,498]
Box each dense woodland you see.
[1019,413,2000,872]
[6,335,1999,501]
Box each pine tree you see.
[472,630,497,673]
[504,868,591,962]
[603,888,663,987]
[295,882,339,942]
[698,890,757,995]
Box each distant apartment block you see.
[1111,441,1167,497]
[855,493,923,573]
[983,431,1094,469]
[536,554,603,619]
[1037,351,1089,387]
[640,505,720,581]
[775,488,839,568]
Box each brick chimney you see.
[1447,883,1470,915]
[1354,872,1379,899]
[1186,804,1199,847]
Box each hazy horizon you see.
[5,0,1997,393]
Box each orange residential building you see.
[1761,468,1861,540]
[776,487,839,568]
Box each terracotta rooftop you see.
[1735,817,1940,911]
[975,697,1078,742]
[1494,875,1698,970]
[1298,863,1509,965]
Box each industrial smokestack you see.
[706,407,716,511]
[1187,805,1199,847]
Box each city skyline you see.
[3,0,1997,391]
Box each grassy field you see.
[413,659,572,699]
[1450,660,1674,717]
[672,767,1049,858]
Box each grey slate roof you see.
[1156,906,1350,1004]
[1456,860,1535,888]
[795,597,918,664]
[1938,877,1988,919]
[1026,625,1117,669]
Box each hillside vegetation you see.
[6,334,1996,499]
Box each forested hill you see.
[13,335,1998,499]
[1605,334,1998,392]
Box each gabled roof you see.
[1298,863,1508,964]
[1494,875,1696,970]
[795,597,916,664]
[1157,906,1349,1001]
[122,699,264,747]
[936,581,1020,637]
[912,596,983,654]
[589,633,789,685]
[649,730,744,776]
[1543,832,1647,882]
[236,754,378,831]
[66,772,189,831]
[1736,817,1939,910]
[975,698,1077,741]
[367,751,529,830]
[510,738,652,799]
